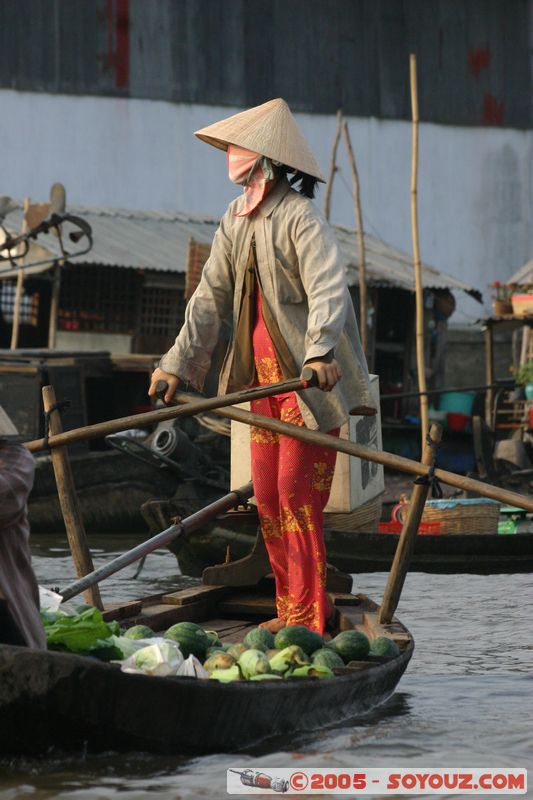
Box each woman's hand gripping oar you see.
[57,370,319,601]
[25,368,319,452]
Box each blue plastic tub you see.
[438,391,475,415]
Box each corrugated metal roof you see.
[1,203,481,300]
[508,259,533,285]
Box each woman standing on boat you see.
[149,99,374,635]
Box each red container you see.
[529,407,533,430]
[447,412,470,432]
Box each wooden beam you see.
[323,109,343,222]
[378,423,442,624]
[409,53,429,448]
[342,121,368,356]
[42,385,102,609]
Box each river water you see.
[0,534,531,800]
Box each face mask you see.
[227,145,261,185]
[227,145,277,216]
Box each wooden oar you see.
[59,482,254,602]
[24,368,318,453]
[378,423,442,624]
[169,389,533,512]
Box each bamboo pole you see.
[59,482,254,602]
[171,391,533,512]
[10,198,30,350]
[25,369,318,453]
[410,53,429,449]
[48,262,61,349]
[323,109,343,221]
[378,423,442,624]
[42,385,102,609]
[342,121,368,355]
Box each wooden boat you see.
[0,579,412,756]
[165,509,533,576]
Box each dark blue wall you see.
[1,0,530,127]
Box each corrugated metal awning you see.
[1,203,481,300]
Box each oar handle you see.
[155,366,318,407]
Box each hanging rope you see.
[413,432,443,498]
[43,400,71,449]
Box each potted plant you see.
[512,360,533,400]
[491,281,513,315]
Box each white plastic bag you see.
[38,586,64,612]
[119,640,184,676]
[177,654,209,679]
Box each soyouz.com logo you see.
[227,767,527,794]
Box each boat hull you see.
[173,518,533,576]
[0,643,411,756]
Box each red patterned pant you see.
[250,295,339,634]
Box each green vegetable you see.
[227,643,247,660]
[274,625,323,655]
[290,664,335,680]
[269,645,310,675]
[40,610,67,626]
[133,642,182,675]
[369,636,400,658]
[123,625,155,640]
[329,630,370,663]
[249,674,282,681]
[238,649,271,679]
[311,648,344,669]
[205,646,228,658]
[165,621,210,659]
[85,638,124,662]
[266,648,278,661]
[45,607,116,653]
[204,652,236,673]
[204,630,223,649]
[209,665,242,682]
[243,627,275,652]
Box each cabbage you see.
[44,607,117,653]
[238,649,271,679]
[268,645,310,675]
[119,641,184,676]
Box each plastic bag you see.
[119,640,184,676]
[177,654,209,679]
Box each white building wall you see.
[2,89,532,323]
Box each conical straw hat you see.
[0,405,19,438]
[195,98,325,182]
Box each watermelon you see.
[329,630,370,663]
[123,625,155,640]
[311,647,344,670]
[369,636,400,658]
[274,625,323,656]
[165,621,210,659]
[243,627,275,652]
[204,630,223,649]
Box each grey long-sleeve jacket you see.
[160,178,374,432]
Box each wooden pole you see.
[48,262,61,349]
[10,198,30,350]
[25,369,318,453]
[42,385,102,609]
[378,423,442,624]
[484,322,495,426]
[323,109,343,221]
[410,53,429,450]
[171,392,533,512]
[342,121,368,355]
